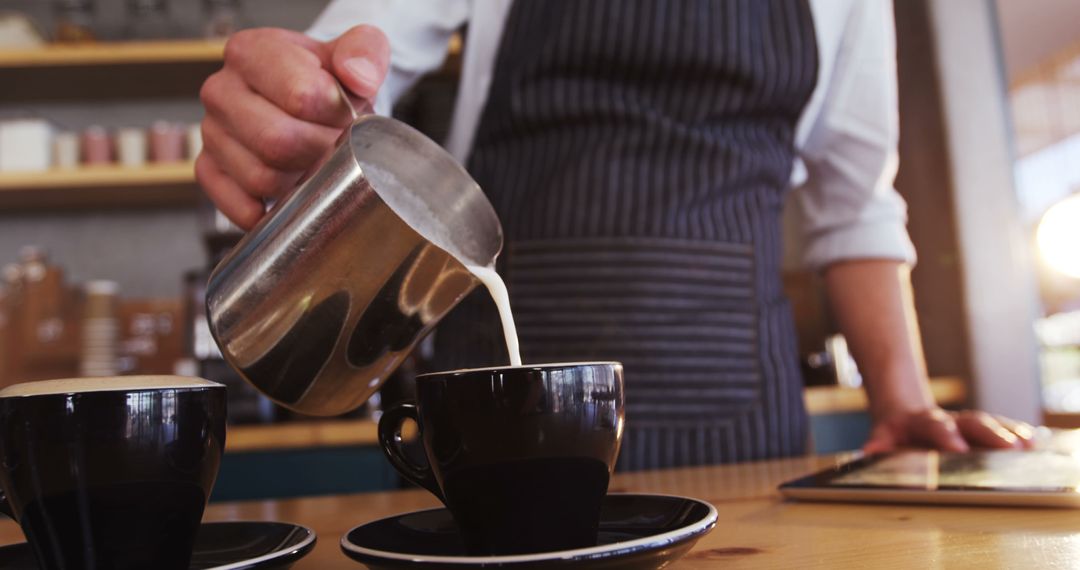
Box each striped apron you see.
[432,0,820,470]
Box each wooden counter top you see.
[2,452,1074,568]
[226,377,967,453]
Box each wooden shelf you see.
[804,376,967,415]
[0,162,194,190]
[226,418,419,454]
[0,35,463,69]
[0,163,199,209]
[0,36,461,102]
[227,419,377,453]
[0,40,225,68]
[1044,412,1080,429]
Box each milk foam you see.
[417,361,621,377]
[0,376,221,398]
[362,162,487,267]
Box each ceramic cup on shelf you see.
[186,123,203,160]
[81,125,113,165]
[149,121,185,163]
[116,127,148,168]
[52,132,79,169]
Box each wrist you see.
[864,368,935,422]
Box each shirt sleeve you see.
[792,0,916,270]
[306,0,469,116]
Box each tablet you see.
[779,450,1080,508]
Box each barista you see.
[197,1,1034,469]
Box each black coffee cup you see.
[0,376,227,570]
[378,362,624,555]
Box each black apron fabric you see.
[433,0,820,470]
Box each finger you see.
[955,411,1022,449]
[195,153,265,230]
[202,70,341,170]
[224,28,348,126]
[329,24,391,103]
[911,409,970,452]
[862,423,899,455]
[201,118,301,200]
[992,415,1037,448]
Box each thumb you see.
[329,24,391,104]
[913,410,970,453]
[862,423,898,455]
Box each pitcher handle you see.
[378,403,444,501]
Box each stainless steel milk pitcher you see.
[205,115,503,416]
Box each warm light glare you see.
[1037,194,1080,279]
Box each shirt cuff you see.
[372,88,394,116]
[800,219,917,271]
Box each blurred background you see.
[0,0,1077,498]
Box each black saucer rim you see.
[204,521,317,570]
[339,492,718,566]
[0,520,317,570]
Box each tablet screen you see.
[828,451,1080,491]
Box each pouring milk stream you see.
[465,265,522,367]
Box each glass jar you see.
[53,0,96,42]
[125,0,177,40]
[203,0,243,39]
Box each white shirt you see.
[309,0,915,269]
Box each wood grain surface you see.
[3,452,1076,568]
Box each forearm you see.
[822,259,933,421]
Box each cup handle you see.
[0,488,12,519]
[378,403,444,501]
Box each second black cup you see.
[0,376,226,570]
[378,362,624,556]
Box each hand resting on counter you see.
[863,407,1036,454]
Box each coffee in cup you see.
[378,362,623,555]
[0,375,226,570]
